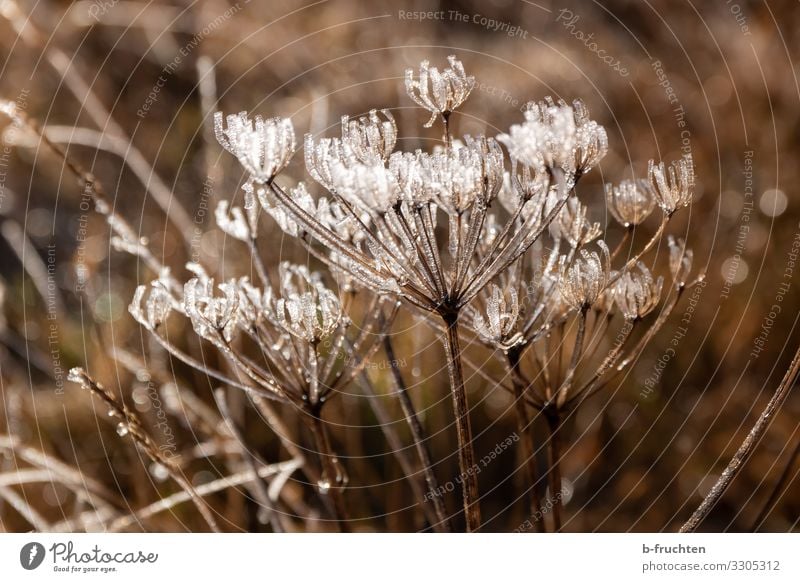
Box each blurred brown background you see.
[0,0,798,532]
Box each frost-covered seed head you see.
[214,112,295,184]
[405,55,475,128]
[341,109,397,164]
[498,98,606,176]
[605,179,656,227]
[558,242,610,309]
[614,263,663,320]
[649,155,695,215]
[473,284,523,348]
[274,263,342,342]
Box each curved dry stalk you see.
[680,339,800,532]
[107,459,302,532]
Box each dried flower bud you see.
[649,155,694,215]
[473,284,523,348]
[215,112,295,184]
[605,179,656,227]
[129,283,175,330]
[184,277,240,344]
[614,263,663,320]
[558,242,610,309]
[274,263,342,342]
[341,109,397,164]
[405,55,475,128]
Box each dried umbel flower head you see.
[614,263,663,320]
[472,284,523,348]
[558,242,610,309]
[341,109,397,164]
[498,97,607,176]
[274,263,342,342]
[183,276,241,346]
[214,112,296,184]
[605,178,656,227]
[649,155,695,215]
[405,55,475,127]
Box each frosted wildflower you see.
[572,99,609,177]
[614,263,663,320]
[472,284,523,348]
[183,277,240,345]
[605,179,656,227]
[558,242,610,309]
[329,160,400,213]
[214,112,295,184]
[405,55,475,127]
[129,282,174,330]
[649,155,695,215]
[419,137,503,214]
[498,98,606,176]
[668,235,694,287]
[341,109,397,164]
[274,263,342,342]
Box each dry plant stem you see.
[383,334,451,532]
[751,430,800,530]
[307,409,350,532]
[354,374,441,529]
[545,409,563,532]
[680,340,800,532]
[441,311,481,531]
[507,347,546,532]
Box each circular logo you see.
[19,542,46,570]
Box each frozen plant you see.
[213,56,697,532]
